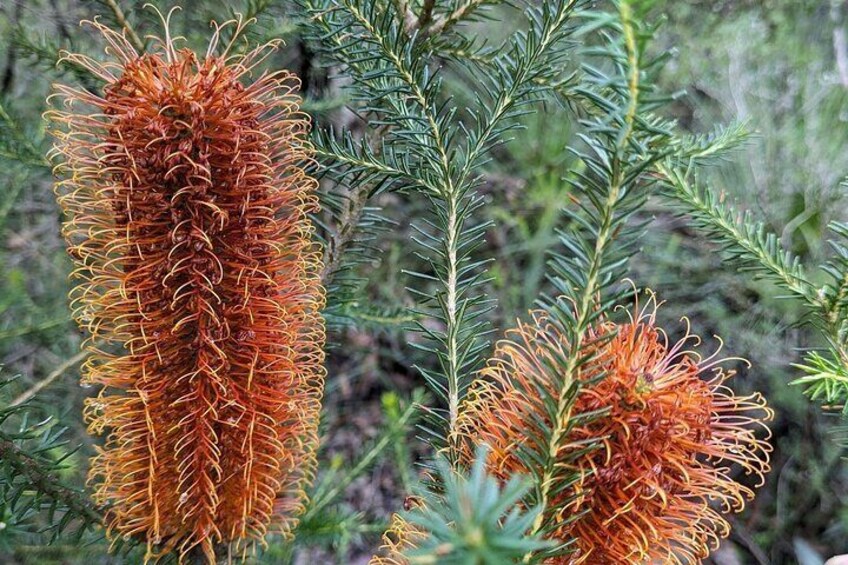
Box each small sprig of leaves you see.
[791,220,848,410]
[0,380,102,542]
[791,351,848,415]
[821,219,848,348]
[402,446,550,564]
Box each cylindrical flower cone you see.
[371,292,773,564]
[47,14,325,563]
[457,293,772,564]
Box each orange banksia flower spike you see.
[456,291,773,564]
[47,10,325,562]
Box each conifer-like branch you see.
[657,163,816,303]
[529,0,639,542]
[301,0,584,464]
[516,3,673,557]
[0,438,104,528]
[0,384,105,538]
[406,0,582,463]
[659,141,848,414]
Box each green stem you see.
[525,0,640,550]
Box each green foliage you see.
[0,99,47,168]
[403,447,550,564]
[659,161,815,302]
[822,219,848,348]
[792,351,848,415]
[299,0,587,464]
[305,390,423,522]
[1,0,847,562]
[661,1,848,246]
[0,380,101,543]
[659,152,848,415]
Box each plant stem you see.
[10,349,87,407]
[428,0,491,36]
[526,0,641,549]
[417,0,437,29]
[320,181,371,287]
[102,0,144,52]
[0,437,104,525]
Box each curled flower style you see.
[369,510,426,565]
[456,293,773,564]
[47,12,325,563]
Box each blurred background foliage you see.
[0,0,846,563]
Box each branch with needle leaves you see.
[504,3,675,559]
[527,0,643,546]
[657,138,848,418]
[0,380,106,539]
[302,0,585,467]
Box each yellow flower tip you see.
[369,512,426,565]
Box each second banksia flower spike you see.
[457,293,773,563]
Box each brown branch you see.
[417,0,437,30]
[319,181,371,288]
[727,517,769,565]
[10,349,88,408]
[102,0,144,52]
[1,0,22,95]
[391,0,418,32]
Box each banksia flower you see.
[455,293,773,564]
[47,14,324,562]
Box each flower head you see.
[48,12,324,562]
[457,292,773,564]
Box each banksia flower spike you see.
[455,292,773,564]
[47,12,325,562]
